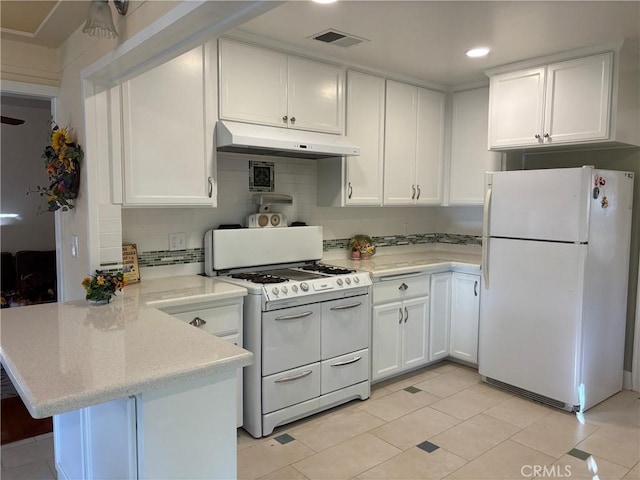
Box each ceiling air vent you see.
[310,29,368,48]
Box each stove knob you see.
[345,277,352,285]
[281,286,288,294]
[300,282,309,292]
[292,284,299,293]
[272,287,279,296]
[336,278,343,286]
[353,276,360,284]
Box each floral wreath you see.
[29,122,83,212]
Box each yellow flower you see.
[96,276,105,285]
[51,128,71,153]
[81,277,92,290]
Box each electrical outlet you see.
[169,233,186,251]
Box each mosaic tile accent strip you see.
[322,233,481,251]
[133,234,480,268]
[137,248,204,268]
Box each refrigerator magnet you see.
[601,196,609,208]
[593,187,600,199]
[599,177,606,186]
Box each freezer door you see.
[479,238,587,407]
[487,167,591,242]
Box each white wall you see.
[122,152,456,252]
[0,39,59,87]
[0,95,56,253]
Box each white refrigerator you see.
[479,166,634,411]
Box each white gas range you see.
[204,226,371,438]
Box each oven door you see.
[321,294,370,359]
[262,304,321,376]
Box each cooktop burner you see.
[301,264,355,275]
[229,273,289,284]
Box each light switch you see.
[71,235,79,258]
[169,233,186,251]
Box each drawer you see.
[262,304,321,376]
[170,302,241,337]
[321,296,369,359]
[321,349,369,395]
[262,363,321,414]
[373,273,429,304]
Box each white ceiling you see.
[1,1,638,89]
[233,1,640,88]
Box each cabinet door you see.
[429,273,451,361]
[488,67,546,148]
[218,39,288,128]
[345,71,385,205]
[288,56,344,133]
[122,44,216,206]
[544,53,612,145]
[372,302,403,381]
[450,273,480,364]
[384,80,418,205]
[402,296,430,370]
[449,88,502,205]
[415,87,445,205]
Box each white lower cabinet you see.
[450,272,481,363]
[371,273,430,382]
[429,272,452,361]
[161,297,244,427]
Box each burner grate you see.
[230,273,289,284]
[301,264,354,275]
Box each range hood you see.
[216,120,360,159]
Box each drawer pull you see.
[404,307,408,323]
[331,355,362,367]
[189,317,206,327]
[330,302,362,311]
[274,370,313,383]
[399,283,408,291]
[275,311,313,321]
[398,307,403,324]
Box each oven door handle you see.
[275,311,313,321]
[274,370,313,383]
[329,302,362,311]
[331,355,363,367]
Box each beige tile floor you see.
[1,362,638,480]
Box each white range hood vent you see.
[216,120,360,159]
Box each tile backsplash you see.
[123,151,483,269]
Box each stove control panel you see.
[262,273,371,302]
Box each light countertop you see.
[324,244,481,278]
[0,276,251,419]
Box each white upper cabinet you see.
[219,38,344,134]
[384,80,445,206]
[343,71,385,205]
[121,43,217,207]
[448,87,502,205]
[488,45,639,150]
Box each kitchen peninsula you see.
[0,276,251,479]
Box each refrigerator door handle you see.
[482,176,493,289]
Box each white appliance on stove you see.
[204,226,372,438]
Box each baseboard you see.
[622,370,633,390]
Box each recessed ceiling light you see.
[466,47,491,58]
[312,0,338,4]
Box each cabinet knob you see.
[282,115,288,123]
[544,133,550,139]
[190,317,206,327]
[416,185,421,200]
[411,185,416,200]
[399,282,408,291]
[348,182,353,199]
[290,116,296,124]
[534,134,541,139]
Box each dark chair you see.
[15,250,57,303]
